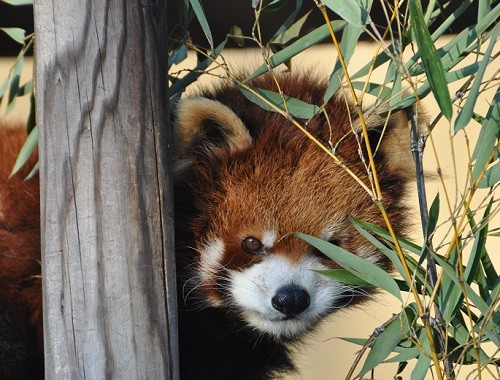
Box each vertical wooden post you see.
[33,1,178,378]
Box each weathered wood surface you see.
[33,1,178,378]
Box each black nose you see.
[272,285,310,317]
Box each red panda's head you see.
[173,73,415,340]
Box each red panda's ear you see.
[173,97,252,175]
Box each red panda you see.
[0,72,414,379]
[0,122,43,378]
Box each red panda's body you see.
[0,123,43,378]
[0,72,414,379]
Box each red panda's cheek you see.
[198,238,225,284]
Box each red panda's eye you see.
[242,236,264,254]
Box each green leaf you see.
[432,253,496,328]
[269,0,303,42]
[16,79,32,97]
[411,352,431,380]
[321,0,371,26]
[0,74,9,102]
[0,0,32,4]
[6,55,24,115]
[448,315,491,363]
[479,162,500,188]
[384,328,426,363]
[438,5,499,72]
[295,233,402,300]
[323,4,366,102]
[168,44,188,68]
[472,85,500,184]
[350,218,422,255]
[438,246,463,322]
[10,126,38,177]
[0,27,25,45]
[357,309,413,377]
[270,9,311,46]
[238,86,319,119]
[262,0,291,12]
[339,337,368,346]
[455,25,499,132]
[409,0,452,120]
[189,0,213,50]
[425,193,440,239]
[316,269,373,286]
[349,218,411,279]
[169,38,227,97]
[392,61,481,109]
[246,20,346,82]
[478,0,492,20]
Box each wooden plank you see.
[33,1,178,377]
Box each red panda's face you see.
[182,140,385,340]
[174,77,413,340]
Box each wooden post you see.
[33,1,178,378]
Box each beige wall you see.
[1,38,498,379]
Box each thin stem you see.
[408,107,455,379]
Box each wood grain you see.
[33,1,178,377]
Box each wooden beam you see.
[33,1,178,377]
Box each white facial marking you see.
[357,246,380,264]
[199,239,224,282]
[229,255,349,339]
[261,230,277,248]
[320,226,341,241]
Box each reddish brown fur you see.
[175,72,411,307]
[0,121,43,353]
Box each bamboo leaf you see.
[295,233,402,300]
[432,253,493,321]
[269,0,305,44]
[357,309,413,377]
[350,218,422,255]
[316,269,373,286]
[324,9,365,102]
[168,44,188,68]
[6,55,24,115]
[10,126,38,176]
[472,85,500,184]
[0,27,25,45]
[478,0,492,20]
[391,62,481,109]
[411,352,431,380]
[352,1,483,82]
[16,79,32,97]
[246,21,346,81]
[262,0,291,12]
[169,38,227,97]
[238,86,319,119]
[455,25,499,132]
[438,246,463,322]
[0,0,32,4]
[321,0,371,26]
[425,193,440,239]
[466,200,493,287]
[384,328,426,363]
[339,337,367,346]
[478,162,500,188]
[0,74,9,103]
[409,0,452,120]
[189,0,213,50]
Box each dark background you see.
[0,1,479,56]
